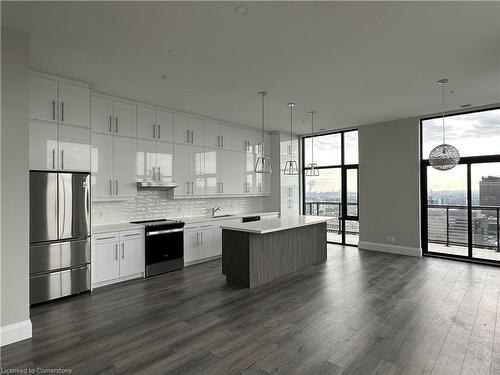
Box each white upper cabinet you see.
[29,74,90,128]
[91,96,114,134]
[156,141,174,184]
[58,125,91,171]
[204,121,234,150]
[29,121,58,171]
[137,106,156,141]
[29,76,58,122]
[91,134,136,199]
[58,82,90,128]
[156,110,174,142]
[190,146,205,195]
[91,134,114,198]
[204,121,220,149]
[29,120,90,172]
[173,114,204,146]
[233,152,247,194]
[219,124,234,150]
[234,127,261,153]
[219,150,235,194]
[113,101,137,138]
[136,139,156,183]
[113,137,137,197]
[173,143,190,195]
[137,107,174,142]
[91,96,136,138]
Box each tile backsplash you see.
[92,190,264,225]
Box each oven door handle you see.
[146,228,184,236]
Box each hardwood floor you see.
[2,244,500,374]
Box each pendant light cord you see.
[310,111,315,164]
[260,92,266,156]
[442,81,445,144]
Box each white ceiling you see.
[3,1,500,134]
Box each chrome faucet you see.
[211,207,221,217]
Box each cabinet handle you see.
[115,117,118,133]
[52,100,56,120]
[109,116,112,132]
[259,183,262,193]
[157,167,161,181]
[96,235,115,241]
[191,181,194,194]
[221,182,224,193]
[158,124,161,139]
[201,232,203,244]
[153,124,156,138]
[122,243,125,259]
[187,181,190,194]
[61,150,64,170]
[115,180,119,196]
[61,101,64,122]
[52,149,56,169]
[115,243,118,260]
[221,136,224,148]
[152,167,156,181]
[217,135,220,148]
[190,130,194,144]
[196,232,200,245]
[186,130,190,143]
[109,180,112,196]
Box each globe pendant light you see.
[254,91,272,174]
[305,111,319,176]
[284,102,299,175]
[429,79,460,171]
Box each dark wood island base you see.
[222,222,327,288]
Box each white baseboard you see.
[358,241,422,257]
[0,319,32,347]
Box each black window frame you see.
[301,129,359,246]
[420,105,500,266]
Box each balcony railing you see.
[304,201,359,238]
[428,204,500,253]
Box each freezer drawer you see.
[30,265,90,304]
[30,239,90,274]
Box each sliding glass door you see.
[302,130,359,246]
[421,107,500,264]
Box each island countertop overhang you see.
[220,215,334,234]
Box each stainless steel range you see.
[130,219,185,277]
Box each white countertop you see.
[92,211,279,234]
[220,215,334,234]
[92,222,145,234]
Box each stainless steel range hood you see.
[136,182,179,190]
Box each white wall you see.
[0,28,32,345]
[358,117,421,257]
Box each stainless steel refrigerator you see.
[29,171,91,304]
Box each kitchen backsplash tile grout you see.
[92,190,264,225]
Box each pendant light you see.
[254,91,272,174]
[429,79,460,171]
[284,102,299,175]
[305,111,319,176]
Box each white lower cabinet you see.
[91,230,144,288]
[183,218,244,266]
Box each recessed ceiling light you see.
[234,5,248,15]
[168,49,182,56]
[460,103,472,108]
[161,74,167,80]
[449,90,455,94]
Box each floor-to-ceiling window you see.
[421,107,500,264]
[302,130,359,246]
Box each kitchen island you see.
[221,215,333,288]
